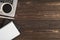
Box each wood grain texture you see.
[13,0,60,40]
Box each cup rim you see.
[1,3,13,14]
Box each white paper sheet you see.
[0,21,20,40]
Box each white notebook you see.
[0,21,20,40]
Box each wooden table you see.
[10,0,60,40]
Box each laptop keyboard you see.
[0,0,13,4]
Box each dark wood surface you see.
[14,0,60,40]
[11,0,60,40]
